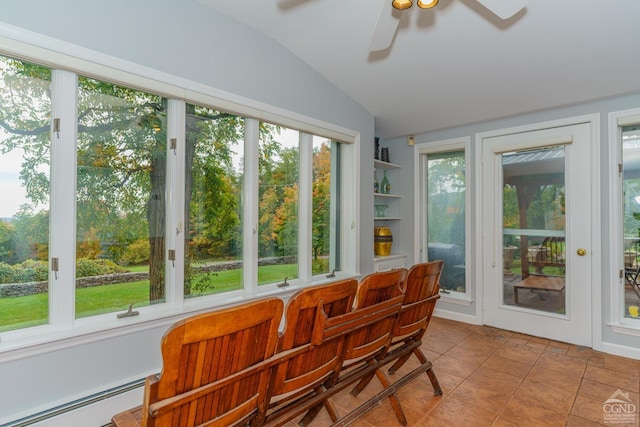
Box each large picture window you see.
[419,140,469,299]
[76,77,167,317]
[0,52,353,343]
[0,57,51,332]
[610,108,640,330]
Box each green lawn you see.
[0,264,301,332]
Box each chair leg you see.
[350,372,375,397]
[374,368,408,426]
[413,349,443,396]
[298,385,339,427]
[388,352,412,375]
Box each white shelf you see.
[374,159,401,170]
[374,192,401,199]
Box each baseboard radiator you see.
[3,379,144,427]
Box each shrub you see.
[120,239,150,266]
[75,258,127,278]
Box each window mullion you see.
[299,133,313,281]
[244,118,259,293]
[165,99,185,306]
[49,69,78,329]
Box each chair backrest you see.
[269,279,358,404]
[344,268,407,364]
[393,261,443,343]
[141,298,283,427]
[355,268,407,309]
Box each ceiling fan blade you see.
[369,0,402,52]
[474,0,526,19]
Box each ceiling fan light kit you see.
[417,0,438,9]
[391,0,413,10]
[392,0,438,10]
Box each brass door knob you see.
[577,248,587,256]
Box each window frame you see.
[609,107,640,335]
[0,30,359,357]
[414,137,472,304]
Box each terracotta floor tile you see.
[431,353,479,378]
[494,343,544,365]
[464,366,523,395]
[287,317,640,427]
[426,370,462,395]
[416,396,496,427]
[535,351,588,377]
[482,353,534,378]
[526,364,583,394]
[514,377,577,415]
[577,378,640,405]
[570,393,609,425]
[450,379,513,415]
[598,354,640,377]
[421,337,458,354]
[496,396,570,426]
[445,342,495,365]
[565,414,604,427]
[584,365,640,393]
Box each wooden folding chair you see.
[298,269,408,426]
[111,297,284,427]
[263,279,358,427]
[348,262,444,424]
[387,260,443,388]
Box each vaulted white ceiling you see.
[199,0,640,138]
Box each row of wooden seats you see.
[111,261,444,427]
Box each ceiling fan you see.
[370,0,527,51]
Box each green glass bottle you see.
[374,170,379,193]
[381,170,391,194]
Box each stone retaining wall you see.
[0,256,296,298]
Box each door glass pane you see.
[258,125,299,284]
[0,57,51,332]
[503,146,566,314]
[76,77,167,318]
[622,125,640,320]
[185,105,244,297]
[426,150,466,293]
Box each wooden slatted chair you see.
[111,297,284,427]
[263,279,358,427]
[347,262,444,425]
[387,260,443,388]
[299,269,408,426]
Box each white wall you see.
[0,0,374,423]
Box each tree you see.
[312,143,331,260]
[0,58,267,302]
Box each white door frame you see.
[475,114,601,349]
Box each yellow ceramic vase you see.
[374,226,393,256]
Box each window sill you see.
[0,272,359,363]
[608,320,640,337]
[439,292,472,306]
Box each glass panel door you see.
[482,122,592,346]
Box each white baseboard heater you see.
[3,379,144,427]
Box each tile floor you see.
[289,317,640,427]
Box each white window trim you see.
[413,137,472,303]
[0,24,360,359]
[608,107,640,335]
